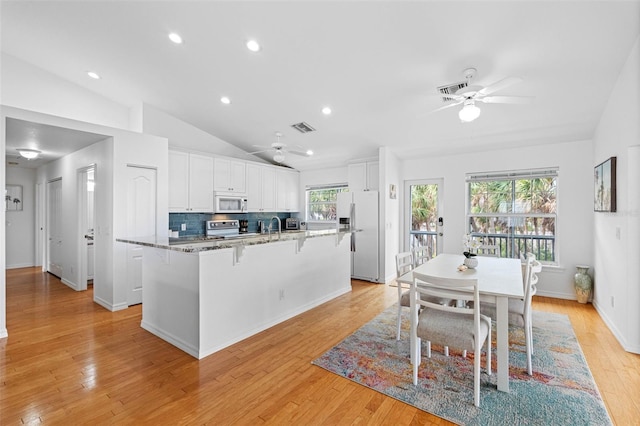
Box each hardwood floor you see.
[1,267,639,425]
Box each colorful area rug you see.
[312,305,611,425]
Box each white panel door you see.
[47,178,63,278]
[126,166,157,306]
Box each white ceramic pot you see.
[464,257,478,269]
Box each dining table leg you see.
[496,295,509,392]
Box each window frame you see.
[305,184,348,224]
[465,168,558,265]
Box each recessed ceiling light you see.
[220,96,231,105]
[246,39,261,52]
[168,32,183,44]
[306,149,314,156]
[87,71,101,80]
[322,107,332,115]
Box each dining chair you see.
[411,272,492,407]
[395,253,452,358]
[480,253,542,375]
[412,245,432,267]
[395,251,414,340]
[477,244,499,257]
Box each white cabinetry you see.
[247,163,276,212]
[213,158,246,194]
[168,151,214,212]
[348,162,379,191]
[276,169,300,212]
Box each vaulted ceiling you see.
[2,1,639,170]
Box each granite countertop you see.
[116,228,355,253]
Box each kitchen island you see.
[117,229,352,359]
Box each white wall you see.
[5,167,36,268]
[402,139,594,300]
[592,36,640,354]
[380,148,401,283]
[1,54,131,130]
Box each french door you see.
[404,179,444,256]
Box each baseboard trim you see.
[61,278,79,291]
[6,262,36,269]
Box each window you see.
[466,168,558,264]
[306,184,348,222]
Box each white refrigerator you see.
[337,191,379,282]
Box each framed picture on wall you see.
[5,184,23,211]
[594,156,616,212]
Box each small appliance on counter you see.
[239,219,249,233]
[257,220,265,234]
[284,217,300,231]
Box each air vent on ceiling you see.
[437,80,468,102]
[291,122,316,133]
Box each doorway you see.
[46,178,63,278]
[77,165,96,291]
[404,179,444,256]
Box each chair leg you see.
[426,340,431,358]
[474,344,481,407]
[396,304,402,340]
[525,320,532,375]
[444,346,449,357]
[462,350,467,358]
[413,337,421,385]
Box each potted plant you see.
[462,234,481,268]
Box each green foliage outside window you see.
[307,187,347,221]
[468,176,557,262]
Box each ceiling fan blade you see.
[477,77,522,96]
[478,95,534,104]
[248,148,271,155]
[287,149,312,157]
[432,100,464,112]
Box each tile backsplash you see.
[169,212,293,237]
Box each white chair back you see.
[412,246,431,267]
[396,251,414,278]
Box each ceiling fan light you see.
[306,149,314,156]
[18,149,41,160]
[459,101,481,122]
[273,151,285,163]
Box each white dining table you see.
[397,253,523,392]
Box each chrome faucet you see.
[268,216,281,238]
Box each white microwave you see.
[214,193,247,213]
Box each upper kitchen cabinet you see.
[213,157,246,194]
[168,150,214,212]
[348,162,379,191]
[246,163,276,212]
[276,168,300,212]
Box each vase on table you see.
[464,256,478,269]
[574,265,592,303]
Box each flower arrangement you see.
[462,234,482,258]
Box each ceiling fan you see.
[249,132,313,163]
[432,67,534,122]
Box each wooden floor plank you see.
[1,268,638,425]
